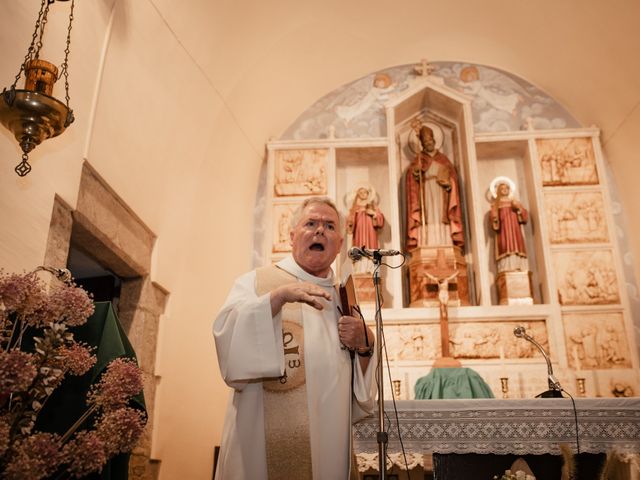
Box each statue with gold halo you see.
[405,120,469,306]
[488,176,533,305]
[489,176,529,273]
[345,185,385,299]
[347,184,385,256]
[405,122,464,250]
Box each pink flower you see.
[59,343,96,376]
[0,272,48,326]
[62,430,107,478]
[96,407,146,456]
[44,284,94,326]
[88,358,144,410]
[3,432,64,480]
[0,269,126,479]
[0,350,37,395]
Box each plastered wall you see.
[1,1,639,478]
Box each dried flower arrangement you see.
[0,268,146,479]
[492,470,536,480]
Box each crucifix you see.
[424,251,462,368]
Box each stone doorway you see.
[43,161,167,480]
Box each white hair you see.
[290,196,345,232]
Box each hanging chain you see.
[10,0,51,89]
[35,2,52,60]
[59,0,75,109]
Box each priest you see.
[213,197,376,479]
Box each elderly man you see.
[213,197,376,480]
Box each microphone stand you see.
[514,326,563,398]
[372,251,388,479]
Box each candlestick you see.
[392,379,402,399]
[576,377,586,397]
[500,377,509,399]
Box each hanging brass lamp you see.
[0,0,76,177]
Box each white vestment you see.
[213,256,377,480]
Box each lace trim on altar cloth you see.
[356,452,426,472]
[353,399,640,457]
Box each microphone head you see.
[348,247,362,261]
[513,326,526,338]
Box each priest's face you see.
[290,202,343,278]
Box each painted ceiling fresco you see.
[281,62,578,140]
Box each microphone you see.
[513,326,563,397]
[348,247,402,261]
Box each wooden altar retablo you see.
[408,246,469,307]
[496,270,533,305]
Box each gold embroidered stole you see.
[256,265,313,480]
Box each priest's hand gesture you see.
[270,282,331,316]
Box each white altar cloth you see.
[354,398,640,461]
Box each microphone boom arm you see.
[513,326,563,397]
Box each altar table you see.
[354,398,640,478]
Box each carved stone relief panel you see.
[274,149,328,196]
[552,249,619,305]
[563,312,632,369]
[536,137,598,186]
[383,320,549,361]
[609,379,635,397]
[449,321,549,359]
[384,323,440,361]
[272,202,299,253]
[544,191,609,244]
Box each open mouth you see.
[309,243,325,251]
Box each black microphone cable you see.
[560,387,581,455]
[371,259,411,479]
[349,251,408,477]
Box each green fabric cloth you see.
[414,367,495,399]
[33,301,146,480]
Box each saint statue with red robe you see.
[405,125,464,250]
[347,185,384,251]
[489,177,529,272]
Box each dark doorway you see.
[66,245,122,314]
